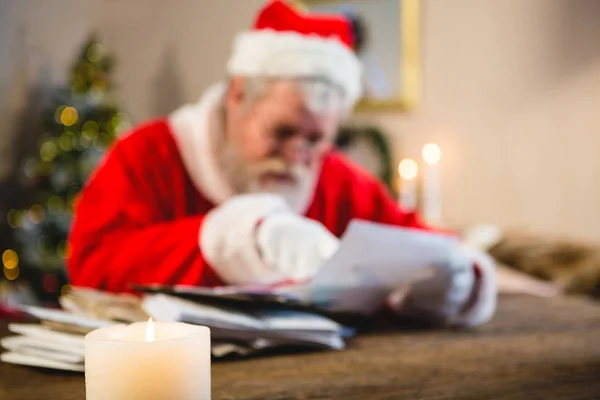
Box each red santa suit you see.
[67,0,496,327]
[68,83,427,292]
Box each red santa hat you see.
[226,0,363,112]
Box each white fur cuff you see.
[452,247,498,328]
[199,194,290,285]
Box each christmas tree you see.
[2,35,130,304]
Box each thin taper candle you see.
[422,143,442,225]
[398,158,418,211]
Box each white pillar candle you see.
[85,319,210,400]
[398,158,418,211]
[422,143,442,225]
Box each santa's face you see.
[221,78,343,207]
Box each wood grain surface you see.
[1,294,600,400]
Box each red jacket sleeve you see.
[67,121,222,292]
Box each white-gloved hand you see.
[200,193,339,286]
[256,213,340,282]
[388,244,497,328]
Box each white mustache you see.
[247,159,308,181]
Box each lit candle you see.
[398,158,418,211]
[84,319,210,400]
[422,143,442,225]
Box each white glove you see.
[256,213,340,282]
[388,244,497,328]
[200,193,339,286]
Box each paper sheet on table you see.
[1,352,85,373]
[279,219,460,313]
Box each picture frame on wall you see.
[300,0,421,111]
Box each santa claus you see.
[68,0,496,327]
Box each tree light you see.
[29,205,45,224]
[87,43,105,62]
[48,196,64,214]
[59,134,74,151]
[7,209,23,229]
[60,107,79,126]
[82,121,99,139]
[2,249,18,270]
[40,141,58,162]
[54,106,67,124]
[57,240,67,258]
[4,265,19,281]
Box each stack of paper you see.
[0,307,108,372]
[1,287,352,372]
[142,293,350,351]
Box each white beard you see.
[247,165,319,213]
[218,145,319,213]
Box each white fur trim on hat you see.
[227,29,363,112]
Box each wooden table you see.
[1,294,600,400]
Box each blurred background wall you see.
[2,0,600,240]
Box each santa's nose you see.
[279,137,310,166]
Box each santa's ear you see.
[225,76,246,112]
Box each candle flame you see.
[145,317,155,342]
[398,158,418,180]
[422,143,441,164]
